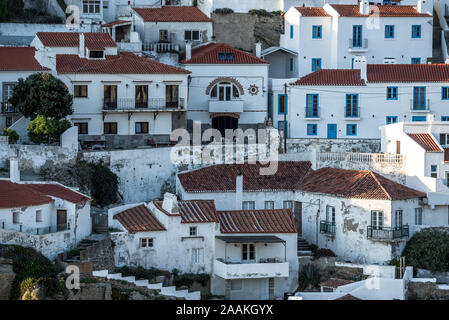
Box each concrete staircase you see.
[92,270,201,300]
[297,237,313,257]
[433,10,444,64]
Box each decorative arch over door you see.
[205,77,245,96]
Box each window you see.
[412,116,427,122]
[412,87,426,110]
[104,85,117,109]
[307,124,317,136]
[159,30,169,41]
[217,52,233,61]
[74,122,88,134]
[346,124,357,136]
[211,82,239,101]
[440,134,449,146]
[290,25,294,39]
[411,57,421,64]
[278,94,287,114]
[103,1,109,8]
[242,244,255,261]
[264,201,274,209]
[12,212,20,224]
[306,94,319,117]
[431,165,438,178]
[345,94,359,117]
[192,248,204,263]
[242,201,255,210]
[83,0,100,14]
[415,208,423,225]
[326,206,335,223]
[371,211,384,229]
[442,116,449,121]
[35,210,42,223]
[135,122,149,134]
[89,50,104,59]
[185,30,200,41]
[278,121,288,137]
[2,83,16,113]
[312,25,322,39]
[311,58,321,72]
[104,122,117,134]
[289,58,294,72]
[166,85,179,108]
[412,25,421,38]
[386,116,398,124]
[394,210,403,229]
[352,25,362,47]
[189,226,197,236]
[135,85,148,108]
[443,87,449,100]
[74,85,88,98]
[231,280,242,290]
[385,25,394,39]
[386,87,398,100]
[283,200,293,209]
[140,238,153,248]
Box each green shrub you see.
[2,128,19,144]
[173,273,210,288]
[249,9,272,17]
[297,264,320,291]
[27,115,71,145]
[91,161,119,206]
[0,2,11,22]
[213,8,234,14]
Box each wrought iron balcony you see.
[305,106,320,118]
[320,220,336,235]
[367,225,409,241]
[410,99,430,112]
[348,38,368,51]
[1,102,18,114]
[0,221,69,235]
[103,98,185,111]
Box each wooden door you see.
[294,201,302,236]
[57,210,67,228]
[396,141,401,154]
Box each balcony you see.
[305,106,320,119]
[348,38,368,52]
[367,225,409,241]
[410,99,430,112]
[209,99,244,113]
[102,98,185,112]
[1,102,18,114]
[214,259,289,280]
[344,106,360,119]
[320,220,336,236]
[142,42,179,53]
[0,221,70,235]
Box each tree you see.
[0,2,11,22]
[9,72,73,120]
[27,115,71,145]
[2,128,18,144]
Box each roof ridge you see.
[367,171,392,200]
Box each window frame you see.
[415,207,423,225]
[242,201,255,210]
[431,165,438,178]
[135,122,149,134]
[140,237,153,248]
[283,200,293,209]
[442,87,449,100]
[74,122,88,135]
[386,86,398,100]
[290,25,294,39]
[312,25,322,39]
[264,201,274,209]
[411,25,421,39]
[307,123,317,136]
[104,122,118,134]
[74,85,88,98]
[278,94,287,114]
[371,211,384,229]
[185,30,200,41]
[192,248,204,264]
[346,124,357,136]
[311,58,322,72]
[386,116,398,125]
[411,57,421,64]
[385,25,395,39]
[189,226,197,236]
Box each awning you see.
[215,235,285,243]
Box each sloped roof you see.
[56,52,190,74]
[335,294,362,300]
[292,69,365,86]
[178,161,312,192]
[0,47,49,71]
[407,133,443,152]
[36,32,117,49]
[330,4,431,17]
[114,204,166,233]
[217,209,297,233]
[134,6,212,22]
[102,20,132,28]
[295,7,331,17]
[152,200,218,223]
[25,183,91,204]
[180,42,269,64]
[297,168,426,200]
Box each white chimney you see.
[162,192,179,214]
[359,0,369,15]
[9,157,20,183]
[353,55,367,82]
[185,41,192,61]
[235,172,243,210]
[79,33,85,58]
[416,0,425,14]
[255,42,262,58]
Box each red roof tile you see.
[298,168,426,200]
[134,6,212,22]
[178,161,312,192]
[0,47,49,71]
[407,133,443,152]
[114,204,166,233]
[36,32,117,49]
[180,42,269,65]
[292,69,365,86]
[295,7,331,17]
[26,183,91,204]
[56,52,190,74]
[102,20,132,28]
[330,4,431,17]
[152,200,218,223]
[335,294,362,300]
[445,148,449,162]
[217,209,297,233]
[0,180,54,208]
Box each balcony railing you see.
[103,98,185,111]
[1,102,18,113]
[0,221,70,235]
[367,225,409,241]
[305,106,319,118]
[348,38,368,51]
[320,220,336,235]
[214,259,289,279]
[344,106,360,118]
[410,99,430,111]
[318,152,405,164]
[142,42,179,53]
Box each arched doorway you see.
[211,116,238,137]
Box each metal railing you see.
[1,102,18,113]
[103,98,185,111]
[344,106,360,118]
[320,220,336,235]
[410,99,430,111]
[216,257,286,264]
[348,38,368,50]
[367,225,409,240]
[318,152,405,164]
[142,42,179,53]
[305,106,319,118]
[0,221,69,235]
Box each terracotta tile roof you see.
[330,4,431,17]
[178,161,312,192]
[179,42,269,64]
[295,7,331,17]
[298,168,426,200]
[292,69,365,86]
[0,47,49,71]
[56,52,190,74]
[335,294,362,300]
[445,148,449,162]
[407,133,443,152]
[367,64,449,83]
[0,180,54,208]
[114,204,166,233]
[102,20,131,28]
[217,209,297,233]
[36,32,117,49]
[152,200,218,223]
[26,183,91,204]
[320,278,354,288]
[134,6,212,22]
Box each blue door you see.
[327,124,337,139]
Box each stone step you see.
[174,289,189,298]
[148,283,163,290]
[134,280,149,287]
[93,270,108,277]
[161,286,176,296]
[298,250,313,256]
[186,291,201,300]
[106,273,122,280]
[122,276,136,283]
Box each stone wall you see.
[0,258,15,300]
[407,280,449,300]
[80,239,115,272]
[287,138,381,154]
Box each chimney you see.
[416,0,425,14]
[79,33,85,58]
[359,0,369,15]
[255,42,262,58]
[185,41,192,61]
[9,157,19,183]
[162,192,179,214]
[235,171,243,210]
[353,56,367,82]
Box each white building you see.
[0,47,50,131]
[277,61,449,140]
[180,42,270,134]
[108,193,299,300]
[31,31,191,149]
[0,158,92,260]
